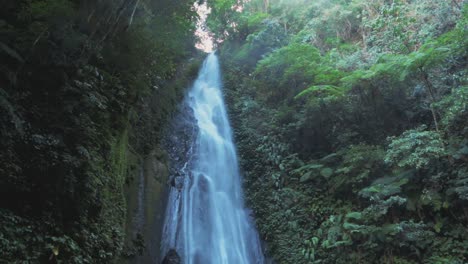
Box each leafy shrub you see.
[435,86,468,129]
[385,126,446,169]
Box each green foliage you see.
[247,12,270,31]
[324,144,386,193]
[20,0,75,20]
[400,42,452,81]
[295,85,348,101]
[295,0,361,51]
[362,0,460,54]
[255,43,320,78]
[385,126,446,169]
[206,0,242,38]
[216,1,467,263]
[435,86,468,129]
[254,43,346,102]
[448,167,468,201]
[0,208,120,263]
[301,237,319,261]
[360,175,409,201]
[232,18,288,67]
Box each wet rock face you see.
[161,249,181,264]
[163,101,198,189]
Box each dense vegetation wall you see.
[211,0,468,263]
[0,0,200,262]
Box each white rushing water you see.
[161,53,265,264]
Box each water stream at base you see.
[161,53,265,264]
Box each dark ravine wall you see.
[0,53,200,263]
[122,62,201,263]
[0,0,201,262]
[123,148,169,263]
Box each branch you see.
[128,0,141,29]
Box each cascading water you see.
[161,53,265,264]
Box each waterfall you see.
[161,53,265,264]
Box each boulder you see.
[162,249,181,264]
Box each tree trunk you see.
[263,0,269,13]
[420,68,441,133]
